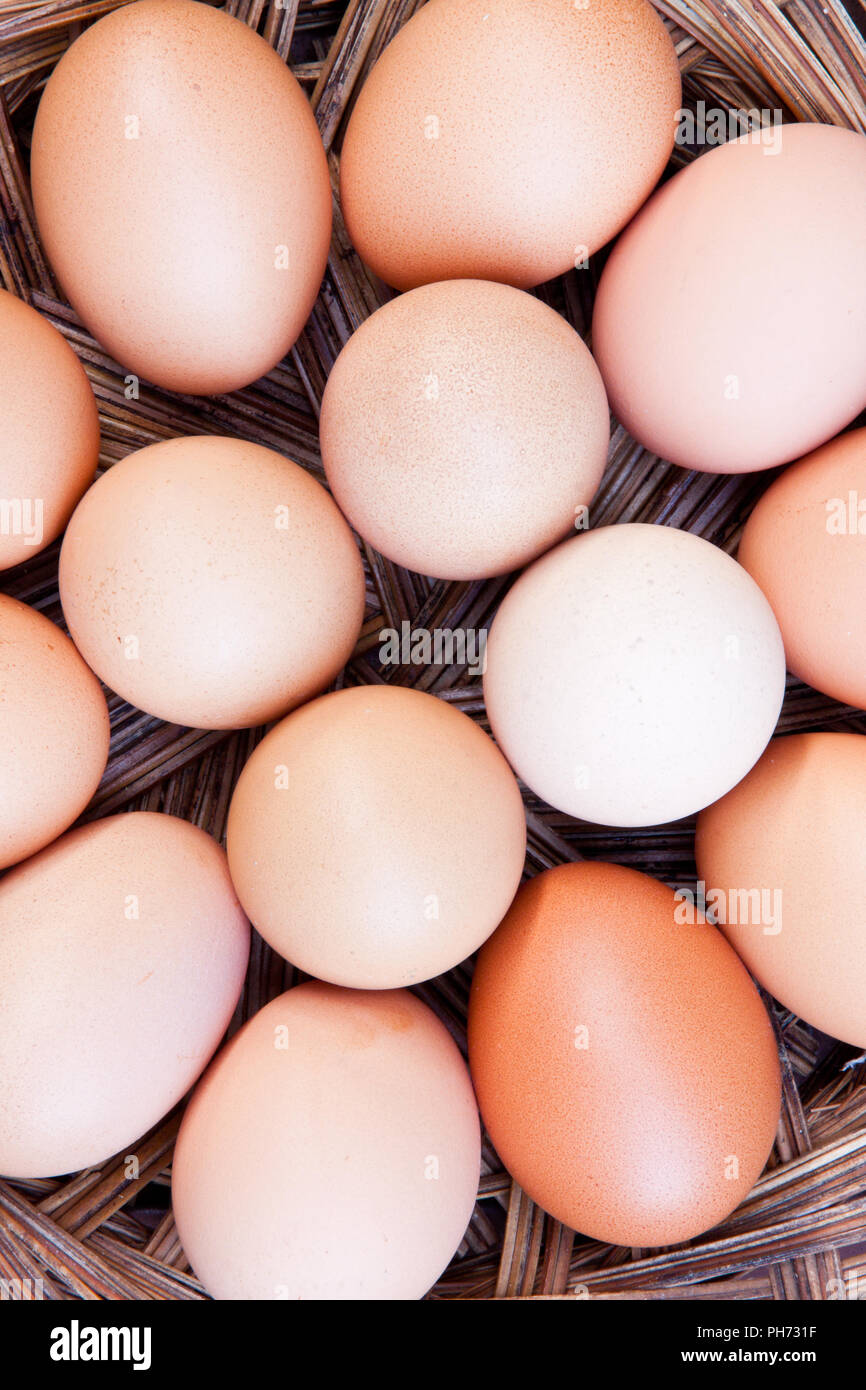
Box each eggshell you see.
[0,594,109,870]
[483,523,785,827]
[0,812,250,1178]
[468,860,781,1247]
[320,280,609,580]
[593,124,866,473]
[227,685,526,988]
[0,291,99,570]
[340,0,680,291]
[738,427,866,709]
[31,0,331,395]
[696,732,866,1048]
[172,981,480,1299]
[59,436,365,730]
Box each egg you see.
[483,523,785,827]
[0,594,109,871]
[58,436,365,730]
[172,981,480,1299]
[31,0,331,395]
[738,427,866,709]
[227,685,526,988]
[339,0,680,291]
[593,123,866,473]
[0,812,249,1178]
[696,733,866,1048]
[0,291,99,570]
[320,280,609,580]
[468,860,781,1247]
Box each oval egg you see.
[696,732,866,1049]
[59,436,365,730]
[468,860,781,1247]
[320,279,610,580]
[0,594,109,870]
[738,427,866,709]
[340,0,680,290]
[227,685,527,988]
[0,812,250,1178]
[31,0,331,394]
[593,123,866,473]
[0,290,99,570]
[172,981,481,1300]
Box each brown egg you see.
[0,812,250,1178]
[696,733,866,1048]
[59,436,365,730]
[340,0,680,291]
[31,0,331,395]
[593,124,866,473]
[172,981,480,1299]
[738,428,866,709]
[227,686,527,987]
[0,290,99,570]
[320,280,609,579]
[468,861,780,1247]
[0,594,109,871]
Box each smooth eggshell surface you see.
[0,812,250,1178]
[172,981,481,1299]
[483,523,786,827]
[320,279,610,579]
[468,860,781,1247]
[340,0,680,290]
[738,427,866,710]
[0,290,99,570]
[0,594,109,870]
[59,436,365,730]
[227,685,527,987]
[696,733,866,1048]
[593,124,866,473]
[31,0,331,395]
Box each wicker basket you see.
[0,0,864,1302]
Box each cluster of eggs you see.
[1,0,865,1301]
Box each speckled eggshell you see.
[339,0,680,291]
[58,436,365,730]
[31,0,331,395]
[738,427,866,709]
[226,685,527,988]
[0,812,250,1178]
[320,280,610,579]
[593,124,866,473]
[0,291,99,570]
[0,594,109,871]
[468,860,781,1247]
[482,523,786,827]
[172,981,481,1299]
[696,733,866,1048]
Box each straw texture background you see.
[0,0,865,1300]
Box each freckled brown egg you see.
[31,0,331,395]
[468,860,781,1248]
[172,981,481,1300]
[0,290,99,571]
[738,427,866,710]
[58,436,365,731]
[0,812,250,1179]
[339,0,680,291]
[593,124,866,473]
[226,685,527,988]
[697,733,866,1049]
[320,280,609,580]
[0,594,109,871]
